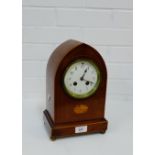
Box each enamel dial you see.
[63,59,101,99]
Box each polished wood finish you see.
[44,39,108,140]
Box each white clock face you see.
[63,59,100,99]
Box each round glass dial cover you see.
[63,59,101,99]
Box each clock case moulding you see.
[43,39,108,140]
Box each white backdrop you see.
[22,0,133,155]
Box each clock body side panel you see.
[54,44,107,124]
[46,65,55,121]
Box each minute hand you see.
[80,68,88,81]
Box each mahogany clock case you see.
[43,40,108,140]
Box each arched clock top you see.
[47,39,107,82]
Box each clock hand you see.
[82,78,94,84]
[80,68,88,81]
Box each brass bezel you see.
[63,59,101,99]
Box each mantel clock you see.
[43,39,108,140]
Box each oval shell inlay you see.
[74,105,88,114]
